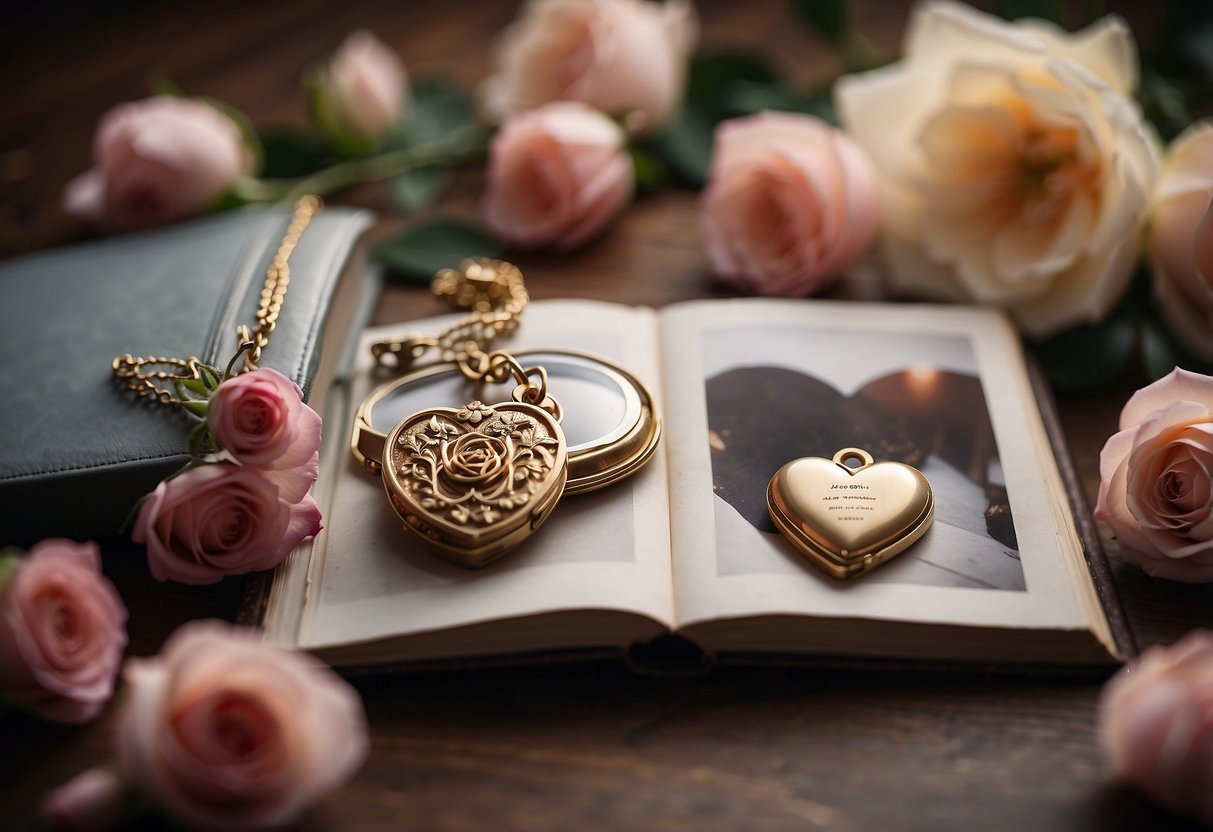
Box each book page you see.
[292,300,674,658]
[660,299,1098,650]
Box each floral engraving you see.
[390,403,561,527]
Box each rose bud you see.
[1150,123,1213,362]
[312,29,408,153]
[700,111,880,297]
[483,101,633,252]
[1095,368,1213,581]
[133,463,322,585]
[1099,630,1213,823]
[115,620,367,831]
[208,368,323,481]
[0,540,127,723]
[481,0,697,134]
[64,96,251,231]
[41,767,129,832]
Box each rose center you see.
[1011,125,1086,227]
[235,398,274,435]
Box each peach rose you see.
[314,30,408,149]
[64,96,251,231]
[208,368,322,477]
[483,101,633,251]
[482,0,696,133]
[133,464,321,585]
[1095,368,1213,581]
[835,0,1158,337]
[0,540,127,723]
[700,111,879,296]
[115,620,367,831]
[1150,123,1213,361]
[1099,630,1213,822]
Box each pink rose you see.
[1099,630,1213,822]
[64,96,251,231]
[1150,123,1213,361]
[483,101,633,252]
[482,0,697,133]
[133,464,322,585]
[0,540,127,723]
[1095,368,1213,582]
[208,368,323,478]
[700,111,880,296]
[41,767,128,832]
[314,30,408,149]
[115,620,367,831]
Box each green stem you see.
[233,127,487,203]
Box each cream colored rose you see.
[1095,368,1213,582]
[481,0,697,133]
[1099,630,1213,823]
[836,0,1159,337]
[1150,123,1213,361]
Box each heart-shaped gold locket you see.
[382,400,568,568]
[767,448,934,579]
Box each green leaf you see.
[1032,314,1137,393]
[628,145,667,192]
[649,107,716,187]
[685,51,780,108]
[179,377,211,398]
[199,364,223,391]
[402,77,476,146]
[182,400,209,418]
[1138,66,1193,143]
[374,218,502,282]
[724,81,838,123]
[792,0,850,44]
[391,167,448,211]
[0,548,23,587]
[992,0,1067,24]
[258,128,332,179]
[1141,314,1213,382]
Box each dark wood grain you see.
[2,1,1212,830]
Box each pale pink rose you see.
[316,30,408,146]
[482,0,697,134]
[1095,368,1213,581]
[1150,123,1213,361]
[483,101,633,251]
[115,620,367,831]
[700,111,880,297]
[208,368,323,478]
[133,464,322,585]
[0,540,127,723]
[836,0,1158,337]
[41,767,128,832]
[1099,630,1213,822]
[64,96,251,231]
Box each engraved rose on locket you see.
[382,400,569,567]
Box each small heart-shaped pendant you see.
[767,448,933,579]
[382,400,568,568]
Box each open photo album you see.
[255,298,1131,670]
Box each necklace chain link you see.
[112,195,322,405]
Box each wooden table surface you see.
[3,1,1212,829]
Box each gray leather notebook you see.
[0,205,375,546]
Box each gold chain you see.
[371,258,529,379]
[370,258,555,410]
[112,195,323,405]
